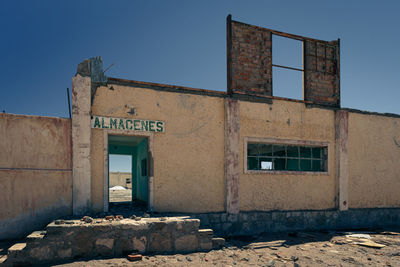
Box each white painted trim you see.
[243,136,330,175]
[103,129,154,213]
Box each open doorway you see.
[109,154,132,203]
[108,135,149,211]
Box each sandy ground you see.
[109,188,132,203]
[47,229,400,267]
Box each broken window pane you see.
[247,142,327,172]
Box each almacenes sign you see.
[91,116,165,133]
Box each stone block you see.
[212,238,225,249]
[198,229,213,241]
[95,238,114,256]
[132,236,147,253]
[174,234,198,252]
[72,230,94,257]
[8,243,26,259]
[57,248,72,259]
[148,233,172,253]
[199,240,213,251]
[181,219,200,234]
[227,214,238,222]
[114,238,133,256]
[29,245,53,261]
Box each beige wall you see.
[348,112,400,208]
[0,113,72,240]
[91,85,225,213]
[89,82,400,214]
[239,99,336,211]
[109,172,132,188]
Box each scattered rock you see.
[127,254,142,261]
[353,240,386,249]
[186,256,192,262]
[265,259,275,267]
[135,217,142,221]
[130,215,136,219]
[143,213,150,218]
[346,233,371,239]
[54,219,65,225]
[105,215,115,221]
[177,258,182,262]
[160,217,167,221]
[115,215,123,220]
[291,256,299,262]
[241,257,249,261]
[82,216,93,223]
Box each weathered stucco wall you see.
[109,172,132,188]
[239,99,336,211]
[348,112,400,208]
[90,85,225,213]
[0,113,72,240]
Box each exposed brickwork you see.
[228,17,341,107]
[304,40,340,107]
[229,20,272,96]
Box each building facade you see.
[1,16,400,240]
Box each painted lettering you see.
[133,120,140,131]
[149,120,155,132]
[101,117,108,128]
[91,116,164,133]
[156,121,164,132]
[110,118,117,129]
[141,120,148,131]
[94,117,101,128]
[118,119,125,130]
[126,119,133,130]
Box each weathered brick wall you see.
[227,16,341,107]
[229,19,272,96]
[304,40,340,107]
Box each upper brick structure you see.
[304,40,340,107]
[228,16,272,96]
[227,15,340,107]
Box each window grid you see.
[247,143,327,172]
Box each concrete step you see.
[212,237,225,249]
[26,231,46,241]
[0,255,7,264]
[7,242,27,260]
[26,230,46,247]
[198,229,214,250]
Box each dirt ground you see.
[46,228,400,267]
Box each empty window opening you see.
[247,143,327,172]
[272,34,303,100]
[109,154,132,203]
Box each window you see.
[272,34,303,100]
[247,141,327,172]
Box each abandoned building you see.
[1,15,400,242]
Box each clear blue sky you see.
[1,0,399,117]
